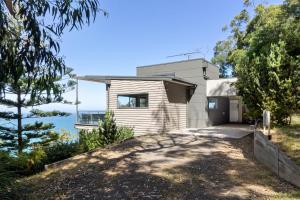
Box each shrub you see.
[98,111,118,145]
[0,151,16,199]
[43,142,82,165]
[0,149,46,174]
[79,111,134,151]
[79,129,103,151]
[26,147,47,172]
[117,126,134,142]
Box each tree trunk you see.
[17,91,22,154]
[4,0,15,16]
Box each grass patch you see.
[272,191,300,200]
[271,114,300,165]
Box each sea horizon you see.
[0,113,79,140]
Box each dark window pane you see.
[118,94,148,108]
[139,97,147,107]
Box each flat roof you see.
[137,58,218,69]
[76,75,196,87]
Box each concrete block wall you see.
[254,131,300,188]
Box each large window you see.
[117,94,149,108]
[208,98,218,109]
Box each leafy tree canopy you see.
[0,0,107,95]
[218,0,300,124]
[211,37,235,78]
[0,0,107,153]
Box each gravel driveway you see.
[20,133,298,200]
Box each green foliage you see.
[117,126,134,142]
[0,148,47,199]
[0,0,106,94]
[0,109,71,153]
[79,130,103,151]
[217,0,300,125]
[0,151,19,200]
[80,111,134,151]
[211,38,235,77]
[41,130,81,164]
[43,142,82,164]
[0,133,81,199]
[99,111,119,145]
[0,0,106,154]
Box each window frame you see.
[117,93,149,109]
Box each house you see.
[75,58,245,135]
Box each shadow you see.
[208,79,237,97]
[207,97,229,125]
[151,82,187,133]
[18,134,299,200]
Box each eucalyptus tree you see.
[0,0,107,153]
[211,37,235,78]
[0,0,107,93]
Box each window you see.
[208,98,218,109]
[118,94,148,108]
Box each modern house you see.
[75,58,245,135]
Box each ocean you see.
[0,113,79,141]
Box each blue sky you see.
[10,0,284,113]
[57,0,283,112]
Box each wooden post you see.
[263,110,271,140]
[76,78,79,123]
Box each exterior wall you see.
[208,97,229,125]
[207,78,244,124]
[207,78,237,97]
[229,96,243,123]
[163,82,187,130]
[137,59,219,128]
[107,80,187,135]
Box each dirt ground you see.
[19,133,299,200]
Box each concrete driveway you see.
[21,131,298,199]
[169,124,253,139]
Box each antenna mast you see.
[167,51,201,60]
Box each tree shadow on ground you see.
[19,133,299,200]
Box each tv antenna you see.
[167,51,201,60]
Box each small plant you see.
[79,129,103,151]
[98,111,119,145]
[79,111,134,151]
[43,142,82,165]
[117,126,134,142]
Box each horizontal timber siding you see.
[108,80,187,135]
[137,59,219,128]
[108,80,164,135]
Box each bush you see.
[79,129,103,151]
[79,111,134,151]
[43,142,82,165]
[0,149,46,199]
[117,126,134,142]
[0,151,16,199]
[98,111,119,145]
[0,148,46,174]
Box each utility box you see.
[263,110,271,127]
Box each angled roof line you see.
[76,75,197,87]
[137,58,218,69]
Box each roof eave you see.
[76,75,196,87]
